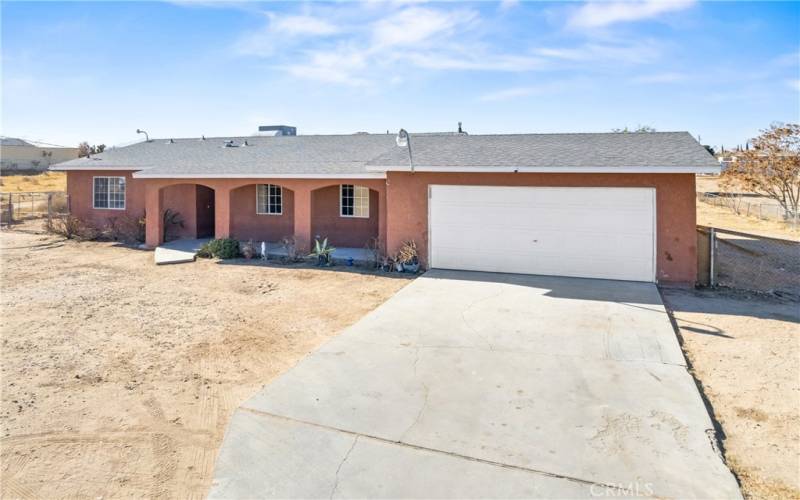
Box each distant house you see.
[52,128,719,285]
[1,137,79,172]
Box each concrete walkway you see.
[154,238,210,265]
[210,270,741,499]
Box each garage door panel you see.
[433,205,652,234]
[429,186,655,282]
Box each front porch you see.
[144,178,387,258]
[154,238,374,266]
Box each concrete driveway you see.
[210,270,741,499]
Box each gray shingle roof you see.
[51,131,718,176]
[366,132,719,169]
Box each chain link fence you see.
[0,191,69,227]
[697,192,799,230]
[698,225,800,298]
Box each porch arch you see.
[159,183,215,241]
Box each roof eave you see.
[49,164,142,171]
[131,172,386,179]
[365,165,722,174]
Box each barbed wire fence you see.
[0,191,70,228]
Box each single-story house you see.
[51,130,720,285]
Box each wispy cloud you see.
[270,14,341,36]
[371,7,477,48]
[230,2,671,88]
[535,41,661,65]
[567,0,696,29]
[788,79,800,92]
[233,3,548,86]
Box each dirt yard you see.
[662,288,800,499]
[697,201,799,241]
[0,222,410,498]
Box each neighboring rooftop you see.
[1,137,35,147]
[50,131,719,177]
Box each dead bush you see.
[105,214,146,243]
[46,215,97,241]
[49,195,69,214]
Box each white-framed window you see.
[256,184,282,215]
[340,184,369,218]
[93,176,126,210]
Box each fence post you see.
[47,193,53,227]
[709,227,717,287]
[7,196,13,225]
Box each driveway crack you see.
[460,287,506,350]
[399,383,430,442]
[329,436,358,500]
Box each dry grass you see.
[662,288,800,499]
[0,221,410,499]
[697,200,799,241]
[0,171,66,192]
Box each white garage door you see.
[429,186,656,282]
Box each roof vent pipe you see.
[136,129,150,142]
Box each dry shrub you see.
[280,235,303,262]
[105,214,145,243]
[50,196,69,214]
[47,215,97,241]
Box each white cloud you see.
[371,7,477,48]
[404,51,544,71]
[269,14,340,36]
[234,13,340,57]
[788,79,800,92]
[499,0,520,11]
[285,48,370,87]
[535,42,661,64]
[567,0,696,29]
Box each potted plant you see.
[397,240,420,273]
[392,254,404,272]
[309,237,336,266]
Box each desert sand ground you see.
[662,288,800,499]
[0,222,410,498]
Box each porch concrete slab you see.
[210,409,600,499]
[214,270,741,498]
[153,238,210,265]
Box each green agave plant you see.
[308,237,336,264]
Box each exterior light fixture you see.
[136,129,150,142]
[396,128,414,173]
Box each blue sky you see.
[2,1,798,149]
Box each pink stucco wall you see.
[66,170,146,229]
[311,185,379,248]
[229,184,295,242]
[384,171,697,285]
